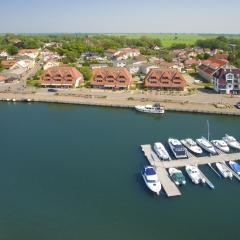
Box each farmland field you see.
[105,33,240,47]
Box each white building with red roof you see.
[197,58,229,82]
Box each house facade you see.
[213,68,240,95]
[144,69,186,91]
[91,67,132,89]
[197,58,228,82]
[40,66,84,88]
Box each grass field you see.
[107,33,240,47]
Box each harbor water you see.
[0,102,239,240]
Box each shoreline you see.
[1,92,240,116]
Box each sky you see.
[1,0,240,34]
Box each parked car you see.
[48,88,58,93]
[235,102,240,109]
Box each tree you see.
[6,45,18,55]
[163,53,173,62]
[79,67,92,81]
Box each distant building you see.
[144,69,186,91]
[0,50,8,58]
[213,68,240,95]
[0,74,7,83]
[1,60,18,69]
[91,67,132,89]
[197,58,229,82]
[43,61,60,70]
[105,48,140,60]
[40,66,84,88]
[11,59,35,70]
[18,49,39,59]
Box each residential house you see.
[105,48,140,60]
[1,60,18,69]
[11,60,35,70]
[91,67,132,89]
[0,50,8,58]
[40,66,84,88]
[141,64,159,74]
[144,69,186,91]
[184,59,200,73]
[90,64,108,70]
[43,61,60,70]
[197,58,229,82]
[213,68,240,95]
[0,75,7,83]
[18,49,39,59]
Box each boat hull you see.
[135,106,164,114]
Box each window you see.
[96,75,102,78]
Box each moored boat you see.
[154,142,170,160]
[135,103,164,114]
[196,137,217,155]
[222,134,240,150]
[168,138,187,159]
[181,138,203,155]
[215,162,233,179]
[211,140,230,153]
[185,165,205,184]
[142,166,161,195]
[229,161,240,175]
[168,168,186,186]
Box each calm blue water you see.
[0,102,239,240]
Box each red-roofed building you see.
[0,75,7,83]
[18,49,39,59]
[144,69,186,91]
[1,60,18,69]
[213,68,240,94]
[40,66,84,88]
[91,67,132,89]
[197,58,229,82]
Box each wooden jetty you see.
[141,144,240,197]
[141,145,181,197]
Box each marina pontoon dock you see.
[141,144,240,197]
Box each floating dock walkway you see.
[141,144,240,197]
[141,145,181,197]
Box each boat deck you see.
[141,144,240,197]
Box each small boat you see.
[168,168,186,186]
[222,134,240,150]
[168,138,187,159]
[229,161,240,175]
[154,142,170,160]
[135,103,164,114]
[12,99,16,102]
[215,162,233,179]
[211,140,230,153]
[196,137,217,155]
[181,138,203,155]
[142,166,161,195]
[185,165,205,184]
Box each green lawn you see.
[109,33,240,47]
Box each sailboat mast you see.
[207,120,210,141]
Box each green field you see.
[106,33,240,47]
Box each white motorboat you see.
[154,142,170,160]
[222,134,240,150]
[185,165,205,184]
[211,140,230,153]
[142,166,161,195]
[196,137,217,155]
[135,103,164,114]
[181,138,203,155]
[168,138,187,159]
[229,161,240,175]
[168,168,186,186]
[215,162,233,179]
